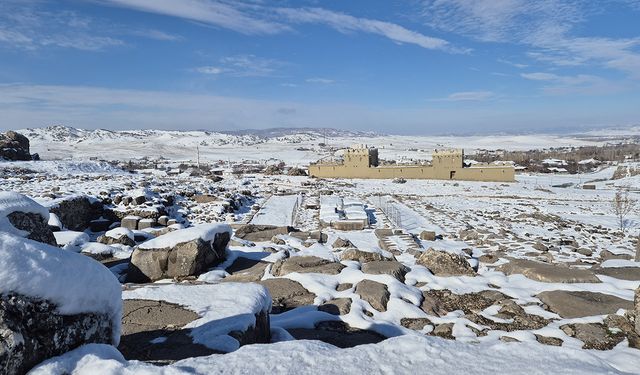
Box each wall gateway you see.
[308,145,515,182]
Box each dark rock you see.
[361,261,408,282]
[0,293,113,375]
[50,197,104,231]
[432,323,454,339]
[498,258,600,283]
[287,321,384,348]
[355,280,390,312]
[271,256,344,276]
[7,212,57,246]
[535,334,563,346]
[127,228,230,283]
[417,248,475,276]
[401,317,433,331]
[340,248,393,263]
[119,299,269,364]
[287,167,307,176]
[537,290,633,318]
[97,229,136,247]
[419,231,436,241]
[259,279,315,314]
[234,225,293,242]
[0,131,31,161]
[223,257,269,283]
[89,218,112,232]
[332,237,354,248]
[318,298,352,315]
[561,323,625,350]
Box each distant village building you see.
[308,145,515,182]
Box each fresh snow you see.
[105,227,134,240]
[30,334,637,375]
[53,231,90,252]
[138,223,232,250]
[250,194,300,226]
[0,191,50,237]
[122,282,271,352]
[0,233,122,344]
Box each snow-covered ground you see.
[2,128,640,374]
[17,125,640,163]
[250,194,300,226]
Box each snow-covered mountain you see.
[19,125,376,146]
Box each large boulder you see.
[355,280,390,312]
[259,278,315,314]
[271,256,345,276]
[234,224,293,242]
[122,283,271,358]
[497,258,600,283]
[417,248,476,277]
[537,290,633,318]
[0,294,113,375]
[0,233,122,375]
[0,191,57,246]
[340,248,393,263]
[97,227,136,247]
[127,224,231,283]
[0,131,31,161]
[49,196,105,231]
[361,261,409,282]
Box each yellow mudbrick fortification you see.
[309,145,515,182]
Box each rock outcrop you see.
[497,258,600,283]
[340,248,393,263]
[49,196,105,231]
[234,224,293,242]
[537,290,633,318]
[97,227,136,247]
[0,191,57,246]
[7,212,57,246]
[127,224,231,282]
[259,279,315,314]
[355,280,390,312]
[417,248,476,276]
[0,293,114,375]
[271,256,345,276]
[0,131,31,161]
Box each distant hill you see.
[18,125,379,145]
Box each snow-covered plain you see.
[17,125,640,163]
[2,126,640,374]
[31,334,636,375]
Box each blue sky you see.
[0,0,639,134]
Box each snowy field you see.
[250,194,300,226]
[18,125,640,163]
[1,128,640,374]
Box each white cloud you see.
[93,1,462,53]
[278,7,459,52]
[306,78,335,84]
[421,1,640,79]
[194,55,285,77]
[443,91,495,101]
[421,0,584,43]
[99,0,289,35]
[520,71,624,95]
[0,4,125,51]
[129,29,183,41]
[195,66,224,75]
[497,58,528,69]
